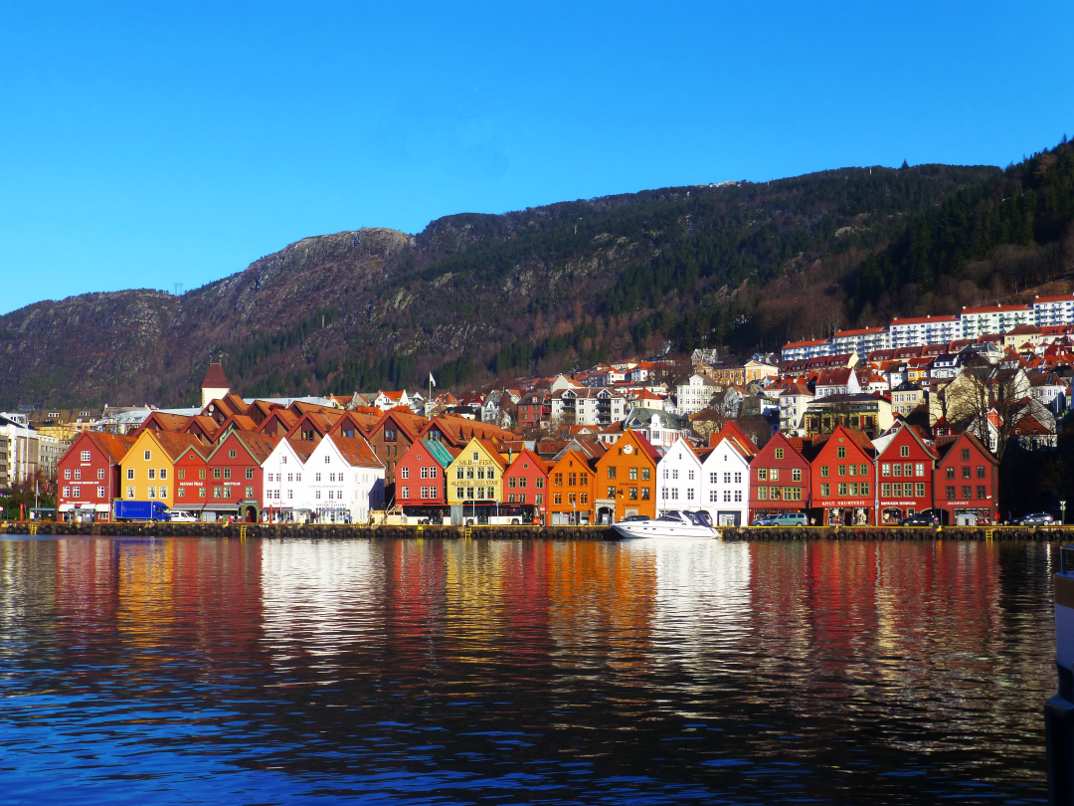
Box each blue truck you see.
[113,500,171,522]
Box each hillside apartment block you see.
[782,294,1074,362]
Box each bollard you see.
[1047,544,1074,806]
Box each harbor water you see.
[0,536,1057,803]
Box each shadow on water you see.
[0,536,1056,804]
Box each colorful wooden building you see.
[934,432,999,525]
[594,429,660,523]
[874,422,936,524]
[395,438,456,521]
[548,449,595,525]
[445,437,507,523]
[749,432,812,522]
[810,425,876,525]
[57,432,135,521]
[502,448,550,524]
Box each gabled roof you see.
[709,421,757,459]
[422,438,457,469]
[139,430,206,462]
[329,433,384,469]
[209,430,278,464]
[81,431,137,464]
[934,431,998,464]
[140,411,194,433]
[506,448,548,475]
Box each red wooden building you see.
[749,432,813,521]
[395,438,456,521]
[503,448,550,524]
[810,425,877,525]
[933,432,999,525]
[204,431,277,521]
[173,443,211,513]
[57,432,135,522]
[875,422,937,524]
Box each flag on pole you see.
[428,372,437,388]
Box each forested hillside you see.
[4,137,1072,408]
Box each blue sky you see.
[1,2,1071,314]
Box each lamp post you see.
[1062,499,1067,525]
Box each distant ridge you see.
[3,138,1071,408]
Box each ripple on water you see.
[0,536,1056,804]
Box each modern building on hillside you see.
[1033,293,1074,326]
[833,326,890,356]
[959,304,1034,340]
[889,315,961,348]
[675,374,716,415]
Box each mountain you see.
[6,142,1071,408]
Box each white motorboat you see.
[611,510,717,539]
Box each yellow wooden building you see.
[119,429,205,504]
[446,437,507,509]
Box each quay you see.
[1047,543,1074,806]
[1,521,1071,541]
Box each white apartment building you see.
[781,338,833,363]
[549,388,627,426]
[888,315,961,348]
[959,304,1034,339]
[1033,293,1074,327]
[832,326,890,356]
[675,374,716,415]
[778,383,814,435]
[0,413,40,488]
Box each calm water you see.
[0,536,1058,804]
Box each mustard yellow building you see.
[120,429,205,504]
[446,437,507,508]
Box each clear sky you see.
[2,1,1072,314]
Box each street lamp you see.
[1061,499,1067,525]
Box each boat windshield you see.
[689,511,713,527]
[657,511,684,522]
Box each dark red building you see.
[503,448,550,524]
[810,425,877,525]
[204,431,276,521]
[749,432,812,520]
[875,422,937,524]
[173,443,211,513]
[933,432,999,525]
[57,431,135,521]
[516,392,550,432]
[395,438,456,521]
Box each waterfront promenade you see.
[1,519,1068,541]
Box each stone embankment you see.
[0,521,1070,541]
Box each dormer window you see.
[324,455,331,464]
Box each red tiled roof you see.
[331,433,384,469]
[84,431,137,464]
[961,303,1031,315]
[834,326,886,337]
[890,314,958,325]
[783,338,829,349]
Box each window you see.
[536,477,544,489]
[401,486,409,499]
[65,468,72,480]
[641,488,650,500]
[770,468,779,481]
[688,469,695,481]
[945,485,955,498]
[97,468,104,480]
[962,466,971,479]
[882,463,891,477]
[160,468,168,480]
[630,467,639,481]
[774,448,784,460]
[976,485,986,499]
[401,467,410,479]
[97,486,105,498]
[324,455,331,464]
[199,487,206,498]
[757,468,767,480]
[723,490,731,502]
[860,464,868,476]
[148,468,156,480]
[127,486,135,498]
[148,486,155,499]
[246,468,254,480]
[820,466,829,478]
[609,467,617,479]
[976,465,986,479]
[961,448,970,461]
[945,466,955,480]
[791,468,801,482]
[838,483,847,496]
[641,468,650,481]
[199,468,206,479]
[900,445,910,458]
[962,485,971,498]
[629,487,638,500]
[836,446,846,459]
[144,450,151,461]
[734,490,742,502]
[916,483,926,497]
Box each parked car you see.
[168,511,197,523]
[1017,512,1056,525]
[900,511,939,526]
[754,512,808,527]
